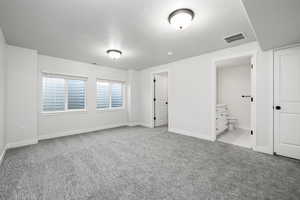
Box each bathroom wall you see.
[217,65,251,130]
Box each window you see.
[42,77,65,112]
[42,75,86,112]
[67,79,86,110]
[111,83,123,108]
[96,80,124,109]
[96,82,110,109]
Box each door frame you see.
[211,51,257,150]
[151,69,169,128]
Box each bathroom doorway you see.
[213,53,256,149]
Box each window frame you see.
[96,79,125,111]
[41,73,87,114]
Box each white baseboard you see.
[1,139,39,166]
[169,128,214,141]
[38,123,128,141]
[254,145,273,155]
[0,144,7,166]
[139,123,153,128]
[127,122,141,127]
[6,139,38,149]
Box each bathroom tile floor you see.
[217,128,252,148]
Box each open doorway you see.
[214,55,256,149]
[153,71,168,128]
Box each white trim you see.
[42,72,88,80]
[139,123,153,128]
[6,139,38,149]
[41,109,88,115]
[211,51,258,149]
[254,146,273,155]
[38,123,128,141]
[127,122,141,127]
[169,128,215,141]
[96,78,126,84]
[96,107,125,112]
[273,43,300,52]
[0,145,7,166]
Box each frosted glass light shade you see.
[107,49,122,59]
[168,9,194,30]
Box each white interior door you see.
[154,73,168,127]
[274,46,300,159]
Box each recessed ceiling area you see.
[0,0,256,69]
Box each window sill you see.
[96,107,125,112]
[40,109,87,115]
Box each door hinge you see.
[251,97,254,102]
[250,130,253,135]
[153,79,156,83]
[153,98,156,102]
[251,64,253,69]
[154,117,156,120]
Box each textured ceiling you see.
[0,0,256,69]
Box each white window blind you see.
[42,77,65,112]
[68,80,86,110]
[42,75,86,112]
[96,80,124,109]
[96,82,110,109]
[111,83,123,108]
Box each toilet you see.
[216,104,238,134]
[227,117,238,131]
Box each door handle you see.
[241,95,251,98]
[275,106,281,110]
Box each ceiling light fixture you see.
[106,49,122,60]
[168,8,194,30]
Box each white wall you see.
[127,70,141,126]
[6,45,38,147]
[137,42,274,154]
[0,28,6,158]
[217,65,251,130]
[38,55,129,139]
[1,41,273,155]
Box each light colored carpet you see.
[0,126,300,200]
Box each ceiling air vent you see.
[224,33,245,43]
